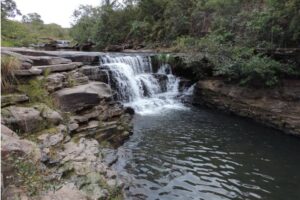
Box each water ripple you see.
[115,107,300,200]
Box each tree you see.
[22,13,44,24]
[1,0,21,19]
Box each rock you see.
[35,104,63,125]
[1,106,43,133]
[63,55,99,64]
[37,127,66,148]
[54,82,112,112]
[153,73,168,92]
[15,68,42,76]
[1,185,31,200]
[41,183,87,200]
[67,71,89,86]
[79,66,110,83]
[61,138,100,164]
[105,45,124,52]
[1,50,33,70]
[46,73,67,91]
[67,122,79,132]
[1,94,29,107]
[36,62,83,73]
[26,56,72,66]
[124,106,135,115]
[1,124,41,161]
[193,79,300,136]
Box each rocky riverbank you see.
[1,48,134,199]
[192,79,300,137]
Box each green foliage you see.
[215,55,283,87]
[1,0,70,48]
[70,0,299,49]
[18,76,54,108]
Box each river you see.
[114,107,300,200]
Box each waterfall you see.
[100,55,186,115]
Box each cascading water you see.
[100,55,187,115]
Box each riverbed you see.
[115,106,300,200]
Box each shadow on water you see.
[115,106,300,200]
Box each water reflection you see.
[115,107,300,200]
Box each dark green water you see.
[115,107,300,200]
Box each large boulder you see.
[54,82,113,112]
[1,106,43,133]
[1,104,62,133]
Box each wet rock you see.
[1,94,29,107]
[79,66,109,83]
[1,106,43,133]
[153,73,168,92]
[36,62,83,73]
[54,82,112,112]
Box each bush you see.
[1,55,20,92]
[215,55,284,87]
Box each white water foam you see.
[100,55,187,115]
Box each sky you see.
[14,0,101,28]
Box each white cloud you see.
[14,0,101,28]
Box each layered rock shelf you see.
[1,48,134,199]
[192,79,300,136]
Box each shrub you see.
[1,55,20,92]
[215,55,284,87]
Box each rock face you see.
[54,82,113,112]
[1,48,134,200]
[193,79,300,136]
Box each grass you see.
[1,55,21,92]
[18,78,54,108]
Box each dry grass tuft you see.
[1,55,21,92]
